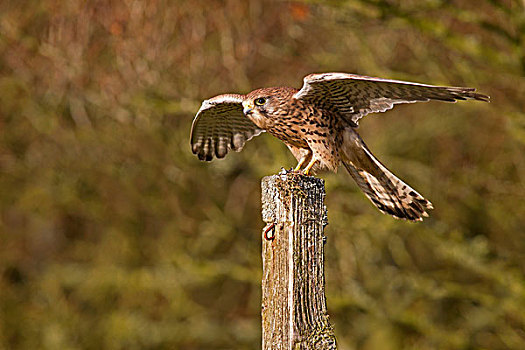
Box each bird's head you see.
[243,87,296,128]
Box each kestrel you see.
[190,73,489,221]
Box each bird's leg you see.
[302,157,317,176]
[294,155,308,171]
[292,149,312,172]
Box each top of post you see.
[261,169,327,225]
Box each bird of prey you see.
[190,73,489,221]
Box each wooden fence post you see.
[261,171,337,349]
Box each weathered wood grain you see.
[261,172,337,350]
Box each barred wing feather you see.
[294,73,489,126]
[190,94,265,161]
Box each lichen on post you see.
[261,171,337,350]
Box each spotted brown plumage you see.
[190,72,489,221]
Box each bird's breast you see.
[266,117,309,148]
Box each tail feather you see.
[342,130,433,221]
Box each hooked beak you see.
[243,102,254,115]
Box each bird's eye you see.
[254,97,266,106]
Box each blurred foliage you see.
[0,0,524,349]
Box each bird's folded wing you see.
[294,72,490,126]
[190,94,265,161]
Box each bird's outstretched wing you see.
[294,72,490,126]
[190,94,265,161]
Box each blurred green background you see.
[1,0,524,349]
